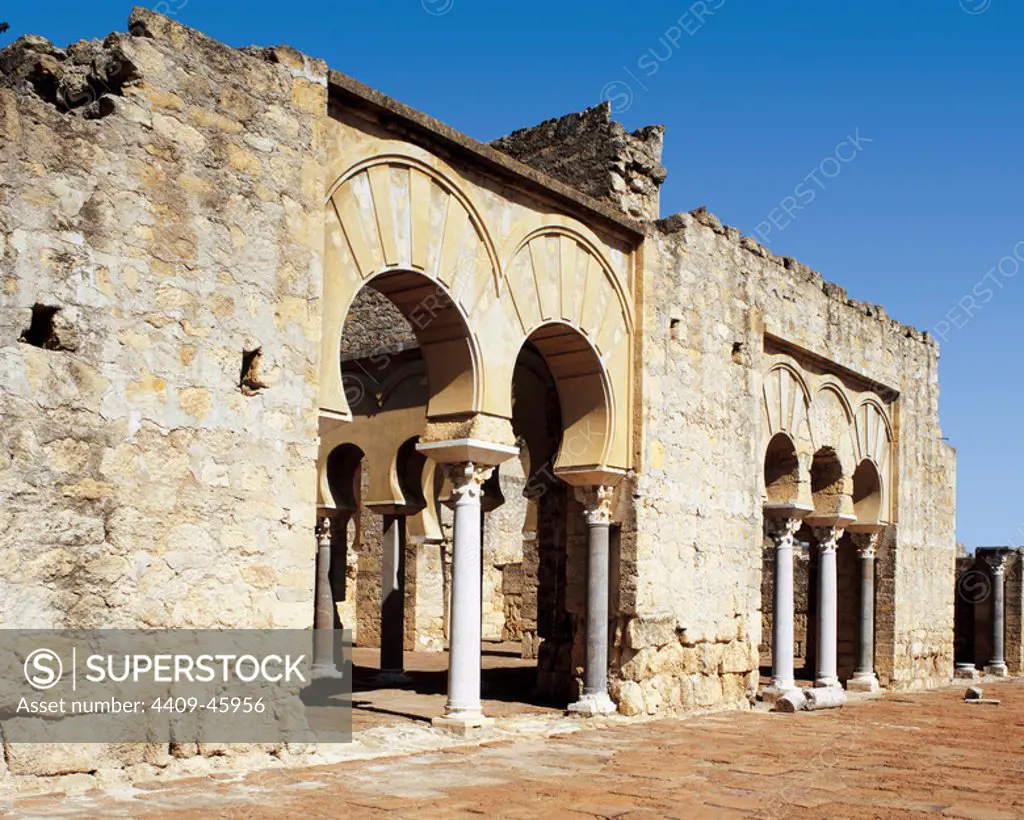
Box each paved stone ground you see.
[8,679,1024,818]
[349,643,560,731]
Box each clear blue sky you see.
[5,1,1021,549]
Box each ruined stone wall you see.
[1006,550,1024,675]
[482,459,528,642]
[0,9,327,630]
[341,287,417,362]
[630,208,956,710]
[407,536,445,651]
[491,102,666,221]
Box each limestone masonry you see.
[1,8,958,785]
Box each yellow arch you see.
[325,153,503,293]
[503,226,634,358]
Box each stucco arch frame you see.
[813,377,859,480]
[321,153,504,421]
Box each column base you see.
[984,663,1009,677]
[567,692,617,717]
[369,670,413,687]
[845,673,880,693]
[813,677,841,689]
[432,710,494,736]
[762,682,800,704]
[954,663,979,680]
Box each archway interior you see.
[852,459,882,524]
[341,271,475,419]
[810,447,845,517]
[395,436,427,513]
[471,341,572,704]
[326,442,365,511]
[764,433,800,505]
[525,324,609,470]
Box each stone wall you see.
[629,207,956,710]
[1006,550,1024,675]
[341,286,417,362]
[0,9,327,631]
[482,459,528,642]
[0,5,959,758]
[492,102,666,221]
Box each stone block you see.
[625,618,676,650]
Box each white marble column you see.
[416,436,518,733]
[568,485,617,716]
[847,531,880,692]
[811,525,844,689]
[764,516,803,702]
[435,461,493,731]
[312,514,341,678]
[984,551,1009,677]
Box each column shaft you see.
[772,529,796,691]
[583,520,611,697]
[985,553,1008,675]
[812,526,842,689]
[380,514,406,674]
[312,515,337,676]
[764,517,802,701]
[444,463,490,720]
[848,532,880,691]
[568,485,617,716]
[992,574,1005,664]
[857,550,875,677]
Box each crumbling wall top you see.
[656,207,936,350]
[491,101,667,222]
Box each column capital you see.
[983,551,1009,576]
[851,531,879,559]
[811,525,846,554]
[441,461,494,504]
[315,515,333,548]
[765,516,801,547]
[574,485,615,526]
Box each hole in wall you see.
[240,346,267,395]
[669,317,681,340]
[19,304,71,350]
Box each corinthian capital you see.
[765,516,801,548]
[442,461,494,504]
[315,516,333,549]
[851,531,879,559]
[811,525,845,555]
[983,551,1009,576]
[575,485,615,526]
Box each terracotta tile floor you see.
[8,678,1024,818]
